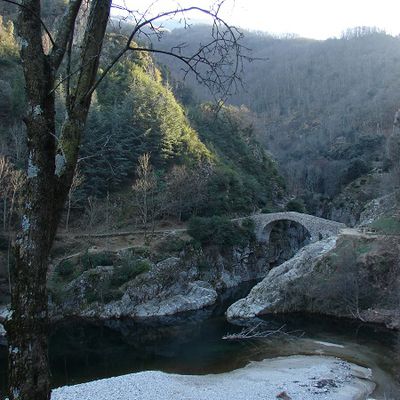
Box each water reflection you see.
[0,281,398,399]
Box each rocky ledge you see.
[49,238,269,319]
[52,355,375,400]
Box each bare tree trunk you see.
[7,104,56,400]
[4,2,56,397]
[8,188,16,231]
[6,186,18,295]
[7,247,52,400]
[3,196,7,231]
[5,2,111,399]
[65,191,72,232]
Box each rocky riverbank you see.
[51,355,375,400]
[48,234,271,319]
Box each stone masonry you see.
[238,212,345,243]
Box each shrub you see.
[342,159,370,185]
[111,258,151,287]
[356,243,371,255]
[261,206,273,213]
[162,237,188,253]
[370,217,400,235]
[154,237,188,257]
[80,250,115,270]
[130,246,151,257]
[286,199,306,213]
[102,288,122,303]
[197,259,210,271]
[56,260,74,278]
[188,216,255,247]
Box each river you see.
[0,281,399,399]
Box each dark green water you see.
[0,281,399,399]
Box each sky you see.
[113,0,400,40]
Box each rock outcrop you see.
[49,241,270,319]
[359,191,399,226]
[227,232,400,329]
[327,173,388,226]
[226,237,337,319]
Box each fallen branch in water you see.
[222,323,303,340]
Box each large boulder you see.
[131,281,217,317]
[226,237,337,319]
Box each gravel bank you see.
[52,355,375,400]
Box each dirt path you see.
[340,227,381,238]
[57,228,187,239]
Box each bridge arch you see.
[261,219,311,246]
[240,212,345,244]
[262,219,312,266]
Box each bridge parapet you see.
[239,212,345,243]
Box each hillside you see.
[0,16,284,235]
[157,26,400,216]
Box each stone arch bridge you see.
[238,212,345,243]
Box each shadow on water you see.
[0,280,399,399]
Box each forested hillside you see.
[158,26,400,215]
[0,15,284,232]
[2,14,399,225]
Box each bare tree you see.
[132,153,159,241]
[0,156,13,231]
[83,196,101,233]
[8,124,27,166]
[65,166,83,231]
[165,162,213,220]
[7,167,25,230]
[389,109,400,197]
[0,156,24,232]
[0,2,245,399]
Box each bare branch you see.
[88,3,248,102]
[50,0,83,69]
[65,19,74,112]
[222,323,304,340]
[85,46,128,97]
[77,134,113,163]
[50,54,99,96]
[0,0,55,46]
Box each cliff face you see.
[226,237,338,319]
[227,231,400,329]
